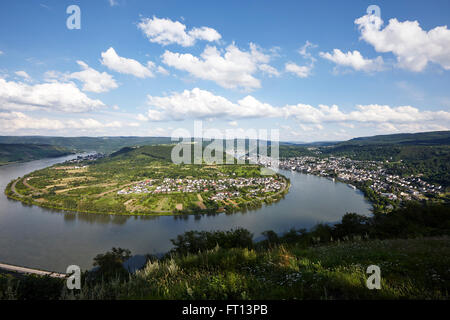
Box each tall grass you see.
[2,236,449,300]
[24,237,447,299]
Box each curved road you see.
[0,262,66,278]
[10,179,23,197]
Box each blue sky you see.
[0,0,449,141]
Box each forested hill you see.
[321,131,450,163]
[0,144,73,165]
[0,136,173,154]
[278,131,450,188]
[338,131,450,146]
[109,144,174,162]
[330,132,450,188]
[108,144,225,164]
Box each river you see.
[0,154,372,272]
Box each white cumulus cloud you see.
[0,111,138,134]
[285,62,313,78]
[285,41,317,77]
[162,43,271,90]
[319,49,385,72]
[0,77,105,112]
[146,88,279,121]
[101,47,154,78]
[69,61,118,93]
[138,16,221,47]
[0,111,65,131]
[144,88,450,133]
[15,71,32,81]
[355,14,450,71]
[259,64,280,77]
[157,66,170,75]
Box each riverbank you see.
[2,200,449,299]
[2,234,449,300]
[0,155,372,273]
[0,143,75,166]
[3,145,292,216]
[0,161,17,166]
[281,167,378,211]
[4,174,291,216]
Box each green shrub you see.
[170,228,254,255]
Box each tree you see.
[92,247,132,282]
[262,230,279,245]
[333,213,369,238]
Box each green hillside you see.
[0,136,173,154]
[109,144,174,161]
[5,144,288,215]
[0,143,73,165]
[278,131,450,188]
[339,130,450,146]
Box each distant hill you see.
[282,141,341,147]
[0,144,73,165]
[0,136,173,154]
[109,144,174,162]
[277,131,450,188]
[1,130,448,160]
[337,131,450,146]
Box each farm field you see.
[5,145,289,215]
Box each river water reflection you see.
[0,154,372,272]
